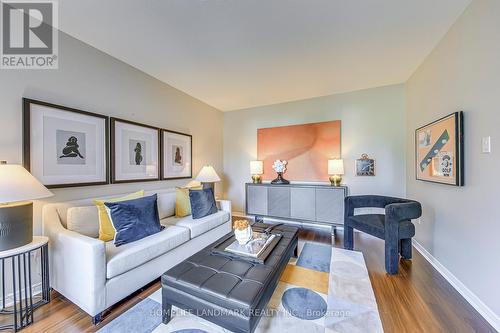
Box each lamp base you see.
[251,175,262,184]
[0,202,33,251]
[329,175,342,187]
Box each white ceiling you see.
[58,0,470,111]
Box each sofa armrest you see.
[42,204,106,316]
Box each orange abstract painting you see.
[257,121,341,182]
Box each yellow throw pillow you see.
[93,190,144,241]
[176,186,202,217]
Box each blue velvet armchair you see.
[344,195,422,274]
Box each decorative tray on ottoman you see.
[211,225,282,264]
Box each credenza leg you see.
[331,225,337,237]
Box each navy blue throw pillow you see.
[105,194,162,246]
[189,188,218,219]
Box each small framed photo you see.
[161,129,192,180]
[23,98,109,188]
[415,112,464,186]
[356,154,375,176]
[111,118,160,183]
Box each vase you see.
[235,226,253,245]
[271,172,290,185]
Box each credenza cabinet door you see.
[290,187,316,220]
[316,188,345,224]
[247,185,268,216]
[268,187,291,218]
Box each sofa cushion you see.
[94,190,145,242]
[162,210,230,239]
[105,225,190,279]
[105,194,162,247]
[157,191,176,219]
[175,185,203,217]
[189,188,218,219]
[66,206,99,238]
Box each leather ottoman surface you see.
[161,223,299,333]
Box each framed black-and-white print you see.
[355,154,375,176]
[23,98,109,188]
[111,118,160,183]
[161,129,192,180]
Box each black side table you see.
[0,236,50,331]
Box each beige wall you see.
[406,0,500,319]
[0,31,223,234]
[223,84,407,213]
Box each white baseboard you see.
[413,240,500,332]
[0,283,42,308]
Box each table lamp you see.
[195,165,221,192]
[0,161,53,251]
[250,161,263,184]
[328,159,344,187]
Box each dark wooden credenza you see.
[245,183,348,229]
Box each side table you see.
[0,236,50,331]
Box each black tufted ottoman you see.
[161,223,299,333]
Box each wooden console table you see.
[245,183,348,231]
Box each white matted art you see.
[23,99,109,188]
[111,118,160,183]
[161,130,192,179]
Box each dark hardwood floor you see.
[16,227,495,333]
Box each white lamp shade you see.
[328,159,344,175]
[250,161,263,175]
[0,164,53,204]
[195,165,221,183]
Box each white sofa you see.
[42,188,231,323]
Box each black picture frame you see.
[415,111,464,186]
[23,98,109,188]
[110,117,161,184]
[160,129,193,180]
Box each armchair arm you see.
[345,195,397,217]
[42,205,106,316]
[385,201,422,222]
[345,195,421,219]
[346,195,410,209]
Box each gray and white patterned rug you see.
[97,242,383,333]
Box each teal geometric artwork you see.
[419,130,449,172]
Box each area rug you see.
[97,242,383,333]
